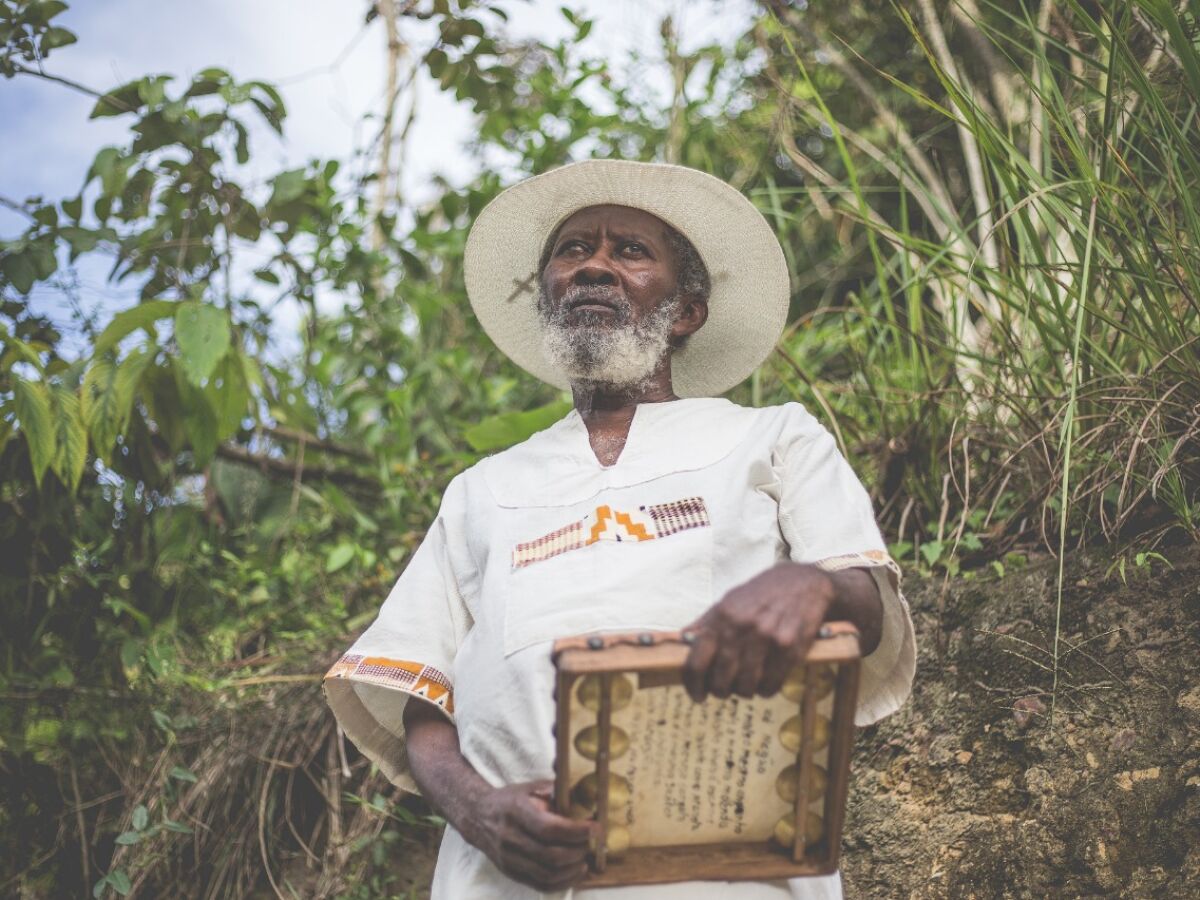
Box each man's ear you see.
[672,297,708,342]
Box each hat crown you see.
[464,159,790,397]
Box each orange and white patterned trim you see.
[512,496,710,570]
[324,654,453,713]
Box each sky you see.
[0,0,756,353]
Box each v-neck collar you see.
[481,397,764,508]
[570,397,665,469]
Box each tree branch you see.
[215,443,378,488]
[262,424,372,461]
[8,62,123,105]
[0,194,36,220]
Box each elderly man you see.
[324,160,915,898]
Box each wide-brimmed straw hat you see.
[463,159,790,398]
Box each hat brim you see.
[463,159,790,398]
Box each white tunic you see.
[324,398,917,899]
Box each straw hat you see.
[463,159,790,398]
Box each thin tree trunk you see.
[372,0,405,255]
[663,16,687,166]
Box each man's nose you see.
[571,257,617,287]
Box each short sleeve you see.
[322,477,474,793]
[773,405,917,727]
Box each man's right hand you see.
[467,779,595,892]
[405,700,596,893]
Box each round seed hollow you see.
[781,665,835,703]
[571,772,632,811]
[575,724,631,760]
[577,674,634,712]
[779,713,831,753]
[775,763,828,805]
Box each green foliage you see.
[745,0,1200,563]
[10,374,51,485]
[0,0,74,77]
[1104,548,1173,585]
[464,399,572,451]
[91,300,175,355]
[47,381,87,490]
[80,348,153,464]
[173,302,231,386]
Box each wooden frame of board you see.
[551,623,861,887]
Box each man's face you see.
[540,204,681,326]
[537,205,695,387]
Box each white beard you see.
[538,285,679,389]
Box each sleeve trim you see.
[812,548,901,592]
[325,654,454,715]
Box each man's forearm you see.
[403,699,596,890]
[825,566,884,655]
[403,700,494,847]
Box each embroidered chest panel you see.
[511,496,710,570]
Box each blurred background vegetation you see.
[1,0,1197,896]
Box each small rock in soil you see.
[1012,694,1046,730]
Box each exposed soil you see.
[841,547,1200,898]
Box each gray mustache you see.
[560,285,629,310]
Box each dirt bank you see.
[841,547,1200,898]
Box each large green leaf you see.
[1,250,37,294]
[86,146,128,197]
[172,360,219,465]
[49,384,88,492]
[463,400,572,451]
[12,377,54,488]
[0,327,46,373]
[39,25,76,51]
[26,1,70,24]
[174,302,231,386]
[206,351,250,438]
[94,300,176,355]
[270,169,308,205]
[88,80,143,118]
[325,543,356,573]
[81,347,153,464]
[141,363,186,453]
[80,358,118,457]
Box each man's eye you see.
[557,240,587,255]
[623,242,646,256]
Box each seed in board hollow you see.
[781,665,835,703]
[571,772,632,810]
[775,762,828,804]
[779,713,832,753]
[575,724,631,760]
[577,674,634,711]
[605,824,631,857]
[772,810,824,849]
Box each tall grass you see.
[760,0,1200,563]
[755,0,1199,719]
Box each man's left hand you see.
[681,562,881,701]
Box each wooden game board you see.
[551,623,861,886]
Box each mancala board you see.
[551,622,861,886]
